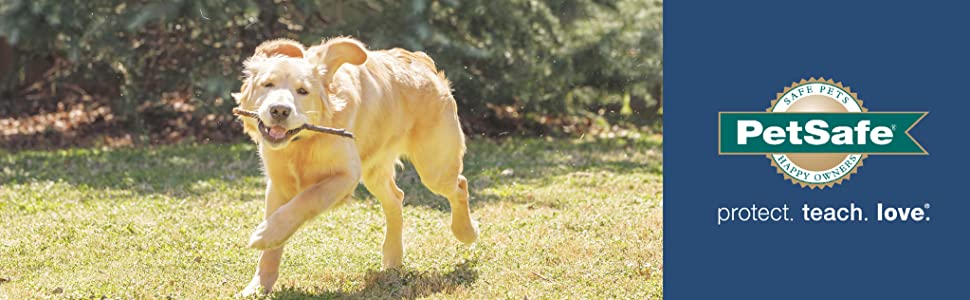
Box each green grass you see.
[0,135,663,299]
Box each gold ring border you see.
[767,77,866,190]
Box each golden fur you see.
[233,37,479,296]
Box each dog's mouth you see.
[258,119,303,144]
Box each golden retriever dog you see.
[232,37,479,295]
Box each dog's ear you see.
[308,37,368,84]
[254,38,305,58]
[234,39,305,105]
[232,74,259,141]
[232,56,265,106]
[231,80,253,105]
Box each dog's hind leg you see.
[362,162,406,268]
[407,115,479,244]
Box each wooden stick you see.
[232,107,355,139]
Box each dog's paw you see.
[237,280,268,298]
[452,219,479,245]
[247,220,290,250]
[382,251,404,269]
[237,273,278,298]
[237,285,263,298]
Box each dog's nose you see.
[269,104,291,120]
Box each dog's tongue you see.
[269,126,288,139]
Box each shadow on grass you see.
[0,135,662,209]
[0,143,263,198]
[397,135,663,211]
[270,260,479,300]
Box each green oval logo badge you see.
[719,78,927,189]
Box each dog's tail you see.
[413,51,452,90]
[390,49,449,82]
[409,51,437,72]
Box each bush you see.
[0,0,662,143]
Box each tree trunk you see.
[0,37,13,85]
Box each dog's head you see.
[233,38,367,149]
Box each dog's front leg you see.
[240,182,288,296]
[247,172,359,250]
[240,248,283,296]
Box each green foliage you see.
[0,0,662,133]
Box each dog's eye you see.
[296,88,308,95]
[263,83,275,88]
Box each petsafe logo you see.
[718,78,927,189]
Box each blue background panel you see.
[665,1,967,298]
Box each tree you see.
[0,0,663,140]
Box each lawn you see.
[0,135,663,299]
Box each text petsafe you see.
[718,78,927,189]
